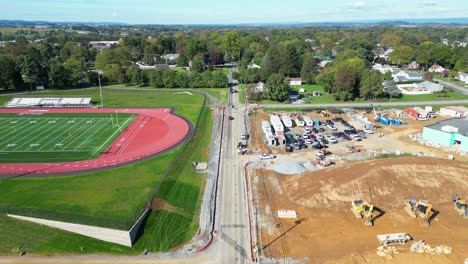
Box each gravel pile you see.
[273,161,309,175]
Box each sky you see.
[0,0,467,24]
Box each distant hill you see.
[0,20,128,27]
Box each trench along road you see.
[0,67,253,264]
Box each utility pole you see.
[97,72,103,107]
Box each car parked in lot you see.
[311,127,319,133]
[342,134,352,141]
[327,136,338,144]
[327,125,337,131]
[350,134,362,141]
[305,138,313,144]
[320,138,329,144]
[326,120,334,125]
[260,153,276,160]
[316,134,324,139]
[416,116,429,121]
[363,129,374,134]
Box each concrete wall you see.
[8,209,150,247]
[422,127,454,147]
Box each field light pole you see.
[89,70,104,108]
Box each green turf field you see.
[0,113,135,163]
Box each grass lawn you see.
[238,84,245,103]
[0,113,135,163]
[0,87,211,254]
[0,27,32,34]
[198,88,228,104]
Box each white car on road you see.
[260,153,276,160]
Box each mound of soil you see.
[281,157,468,209]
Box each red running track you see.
[0,108,190,176]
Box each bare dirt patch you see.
[149,198,189,217]
[254,157,468,263]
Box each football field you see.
[0,113,136,163]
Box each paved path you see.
[261,99,468,109]
[434,78,468,95]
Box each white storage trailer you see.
[281,115,293,128]
[270,115,284,133]
[414,107,428,118]
[294,116,305,127]
[262,121,272,134]
[303,116,313,127]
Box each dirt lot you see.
[253,157,468,263]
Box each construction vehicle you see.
[351,200,374,226]
[404,199,433,226]
[344,145,362,153]
[453,195,468,218]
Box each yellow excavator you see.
[404,199,433,226]
[453,195,468,218]
[351,200,374,226]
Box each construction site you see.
[246,107,468,263]
[252,157,468,263]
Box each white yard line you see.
[61,119,109,151]
[0,118,40,142]
[71,119,112,151]
[21,119,75,152]
[89,115,135,158]
[5,119,64,152]
[38,119,87,151]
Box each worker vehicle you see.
[453,195,468,218]
[404,199,433,226]
[260,153,275,160]
[228,116,234,120]
[351,200,374,226]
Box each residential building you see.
[392,70,423,83]
[160,54,180,64]
[247,63,261,69]
[372,63,394,74]
[89,41,119,52]
[455,72,468,84]
[408,61,420,70]
[428,64,445,73]
[288,78,302,86]
[422,118,468,152]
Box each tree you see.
[48,62,72,89]
[264,73,289,102]
[379,34,401,48]
[389,46,415,65]
[185,39,207,60]
[126,65,144,86]
[432,44,455,68]
[190,55,205,73]
[359,71,384,100]
[315,70,335,93]
[223,32,241,59]
[149,70,164,88]
[383,81,401,99]
[0,54,23,89]
[211,70,228,88]
[332,58,367,99]
[301,54,317,84]
[162,70,178,88]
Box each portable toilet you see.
[379,117,390,125]
[312,118,320,128]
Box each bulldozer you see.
[453,195,468,218]
[351,200,374,226]
[404,199,433,226]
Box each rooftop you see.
[426,118,468,136]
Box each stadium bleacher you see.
[4,97,93,108]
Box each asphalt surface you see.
[434,78,468,95]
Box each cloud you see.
[353,1,366,8]
[112,9,119,17]
[420,0,437,6]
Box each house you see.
[372,63,394,74]
[408,61,420,70]
[440,106,468,118]
[160,54,179,64]
[247,63,261,69]
[288,78,302,86]
[422,118,468,152]
[319,60,333,68]
[428,64,445,73]
[89,41,119,52]
[393,71,423,83]
[455,72,468,84]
